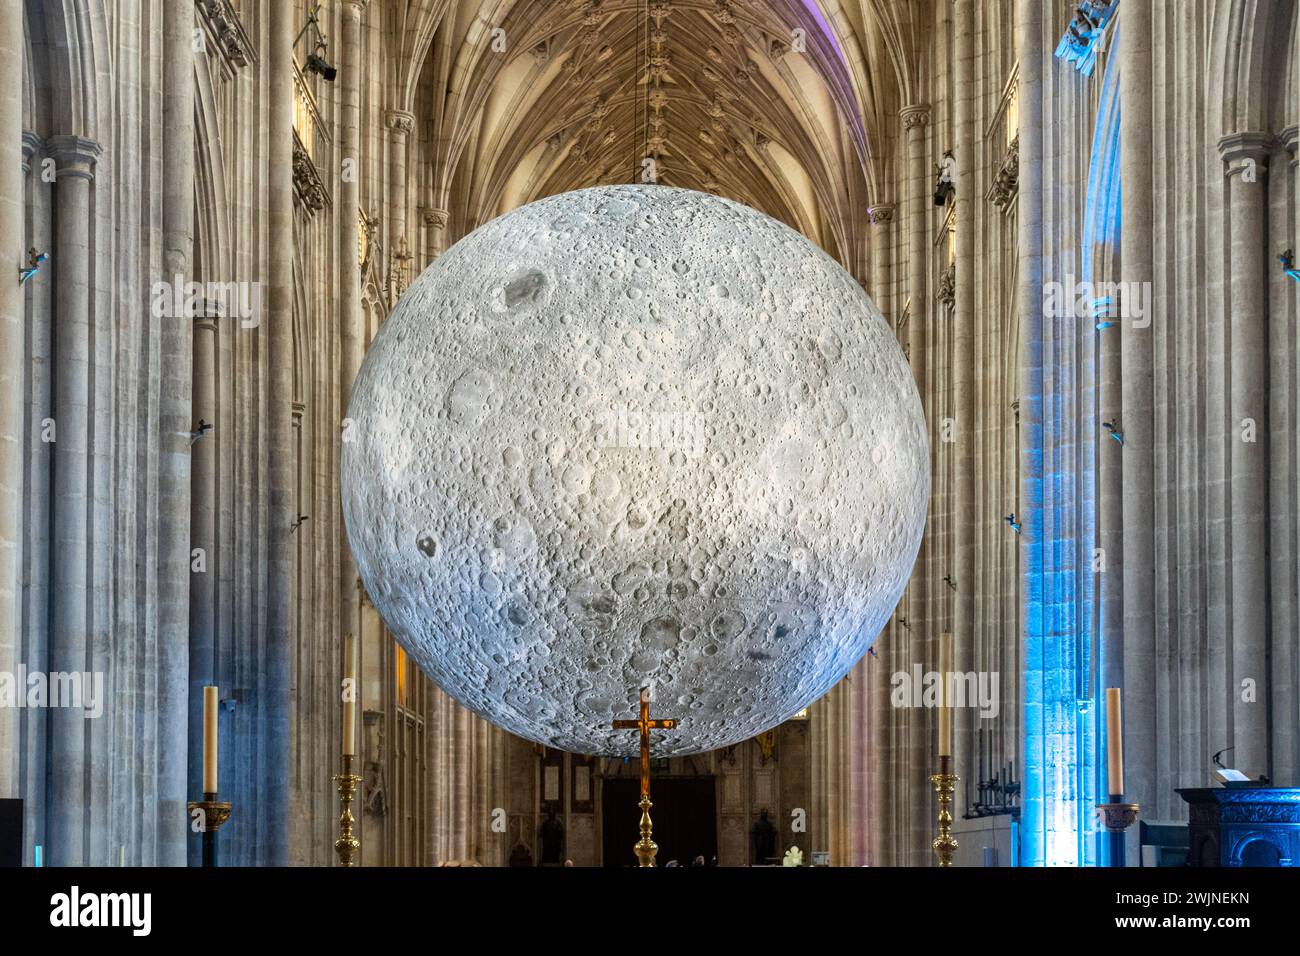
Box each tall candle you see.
[1106,687,1123,796]
[203,686,218,794]
[938,631,953,757]
[342,633,357,757]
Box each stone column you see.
[157,0,196,866]
[188,309,218,865]
[1218,131,1272,777]
[424,207,449,264]
[417,198,451,863]
[437,690,452,861]
[453,705,470,860]
[825,688,840,862]
[1274,126,1299,786]
[0,0,24,799]
[339,0,368,673]
[1118,3,1155,848]
[474,716,489,861]
[18,132,49,865]
[845,663,864,866]
[809,698,825,860]
[45,135,101,866]
[1015,0,1045,865]
[385,109,415,297]
[899,101,930,866]
[866,202,894,866]
[952,0,977,801]
[491,725,507,866]
[868,203,895,315]
[267,0,297,865]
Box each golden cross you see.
[612,690,677,798]
[612,689,678,867]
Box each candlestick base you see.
[930,755,959,868]
[633,794,658,868]
[1095,796,1139,867]
[334,753,362,867]
[187,794,233,868]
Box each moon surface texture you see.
[342,184,928,756]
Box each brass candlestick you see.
[334,753,362,866]
[187,794,233,868]
[634,793,658,867]
[1095,796,1140,867]
[930,755,959,867]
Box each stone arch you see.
[193,58,232,284]
[23,0,111,141]
[1082,30,1122,281]
[1207,0,1287,137]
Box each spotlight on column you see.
[1003,513,1022,535]
[306,42,337,82]
[896,616,911,631]
[19,247,48,285]
[1281,249,1299,284]
[290,514,311,534]
[294,4,337,82]
[943,574,957,591]
[190,419,214,446]
[1102,420,1124,445]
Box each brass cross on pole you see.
[612,688,677,867]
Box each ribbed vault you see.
[405,0,907,272]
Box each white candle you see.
[938,632,953,757]
[342,634,357,757]
[1106,687,1123,796]
[203,686,218,794]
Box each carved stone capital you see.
[423,207,449,230]
[21,131,41,172]
[987,134,1019,213]
[385,109,416,136]
[867,203,896,226]
[292,132,330,214]
[900,104,931,130]
[1218,131,1272,178]
[196,0,254,69]
[1281,125,1298,159]
[936,262,955,310]
[45,135,102,180]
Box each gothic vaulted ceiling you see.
[396,0,926,273]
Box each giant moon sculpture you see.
[342,184,928,755]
